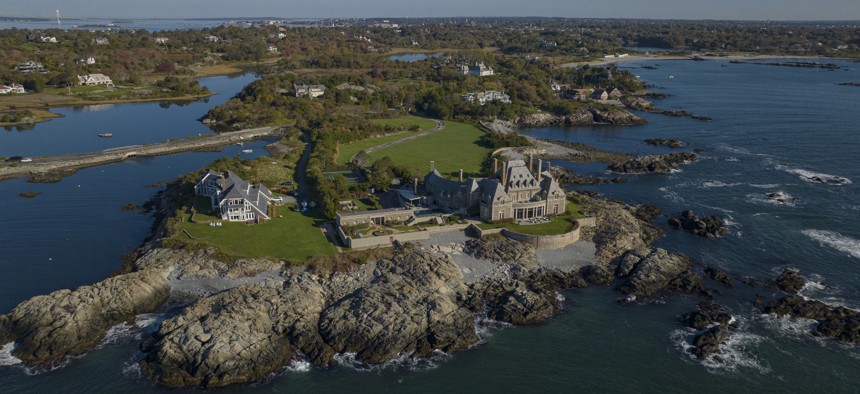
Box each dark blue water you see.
[3,59,860,392]
[388,53,444,62]
[1,73,257,157]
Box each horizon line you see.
[2,15,860,23]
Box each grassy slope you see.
[335,116,439,165]
[367,120,492,178]
[177,203,336,261]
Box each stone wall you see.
[469,217,596,250]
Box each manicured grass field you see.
[367,120,492,178]
[335,116,439,165]
[370,115,437,131]
[336,131,409,165]
[477,204,586,236]
[176,203,337,261]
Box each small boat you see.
[98,133,113,138]
[668,75,675,79]
[241,149,253,154]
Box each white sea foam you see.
[0,342,23,366]
[746,191,797,207]
[98,322,136,348]
[286,359,312,373]
[802,230,860,260]
[671,318,770,375]
[725,157,741,163]
[758,313,820,342]
[749,183,781,189]
[659,187,686,204]
[701,180,741,188]
[121,360,143,380]
[333,350,451,373]
[555,292,566,302]
[775,165,852,186]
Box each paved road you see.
[0,126,283,181]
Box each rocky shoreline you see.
[514,108,646,128]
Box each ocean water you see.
[2,59,860,392]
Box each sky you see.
[5,0,860,21]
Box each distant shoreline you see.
[567,53,856,68]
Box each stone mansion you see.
[421,158,566,222]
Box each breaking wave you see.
[701,180,742,188]
[670,317,770,375]
[333,350,452,373]
[775,165,851,185]
[758,314,820,342]
[0,342,23,367]
[802,230,860,260]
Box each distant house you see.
[77,56,96,65]
[549,80,561,93]
[154,37,169,44]
[267,45,278,52]
[469,62,494,77]
[0,83,25,94]
[605,87,622,99]
[204,35,220,43]
[92,37,109,45]
[294,83,326,98]
[458,64,470,75]
[77,73,114,87]
[591,89,609,101]
[462,90,511,105]
[194,171,274,223]
[39,36,58,43]
[564,88,593,101]
[15,60,48,74]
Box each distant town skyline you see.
[5,0,860,21]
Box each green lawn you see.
[176,204,337,261]
[367,120,492,178]
[336,116,438,165]
[477,204,586,236]
[371,115,437,131]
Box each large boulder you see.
[769,268,806,294]
[319,252,479,363]
[617,248,692,298]
[0,270,170,367]
[463,237,538,266]
[141,273,330,388]
[667,210,729,238]
[608,153,697,174]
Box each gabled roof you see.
[197,171,272,219]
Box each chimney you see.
[221,171,227,190]
[528,154,534,174]
[501,161,508,187]
[430,160,435,173]
[547,161,551,173]
[493,158,498,177]
[413,177,418,194]
[537,159,543,177]
[459,169,464,183]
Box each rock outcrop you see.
[608,153,696,174]
[680,302,736,359]
[764,295,860,344]
[668,210,729,238]
[617,248,692,298]
[515,108,645,127]
[643,138,688,148]
[769,268,806,294]
[141,251,481,388]
[0,270,170,367]
[463,237,538,266]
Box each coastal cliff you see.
[515,108,646,128]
